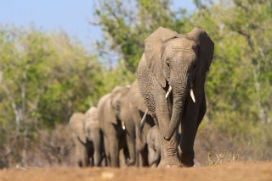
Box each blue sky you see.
[0,0,195,51]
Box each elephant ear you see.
[144,27,179,88]
[187,28,214,77]
[69,113,87,144]
[109,86,127,125]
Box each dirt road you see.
[0,161,271,181]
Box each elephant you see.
[83,107,105,166]
[146,125,161,167]
[137,27,214,167]
[69,107,104,167]
[111,80,155,167]
[97,86,131,167]
[69,112,91,167]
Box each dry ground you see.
[0,161,271,181]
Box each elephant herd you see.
[69,27,214,168]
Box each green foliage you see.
[190,0,272,162]
[191,0,272,124]
[93,0,189,73]
[0,26,103,129]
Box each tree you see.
[92,0,189,74]
[0,26,103,130]
[192,0,272,123]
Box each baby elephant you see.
[146,126,161,167]
[146,125,182,167]
[69,107,104,167]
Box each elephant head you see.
[69,112,87,144]
[110,85,130,129]
[84,107,99,140]
[144,27,214,140]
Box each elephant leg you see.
[139,145,149,166]
[180,102,200,167]
[103,134,111,166]
[180,121,197,166]
[108,128,120,167]
[125,129,136,166]
[76,142,89,167]
[93,141,102,166]
[90,130,103,166]
[155,93,180,167]
[134,113,147,167]
[135,119,150,167]
[86,142,94,167]
[148,145,160,167]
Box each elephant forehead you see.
[168,38,197,51]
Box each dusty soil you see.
[0,161,271,181]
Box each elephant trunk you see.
[164,75,189,141]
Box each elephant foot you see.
[125,159,136,166]
[160,137,182,167]
[158,156,182,168]
[181,151,194,167]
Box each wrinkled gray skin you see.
[69,108,104,167]
[137,27,214,167]
[97,87,130,167]
[146,125,183,167]
[113,80,155,166]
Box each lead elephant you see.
[97,86,130,167]
[137,27,214,167]
[69,107,104,167]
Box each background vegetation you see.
[0,0,271,167]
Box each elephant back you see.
[69,112,85,130]
[85,106,98,122]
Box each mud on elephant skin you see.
[137,27,214,167]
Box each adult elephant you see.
[137,27,214,167]
[69,107,104,167]
[112,80,155,166]
[84,107,105,166]
[97,86,130,167]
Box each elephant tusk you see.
[165,86,172,99]
[121,121,126,130]
[190,89,196,103]
[139,109,148,130]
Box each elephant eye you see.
[116,101,121,111]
